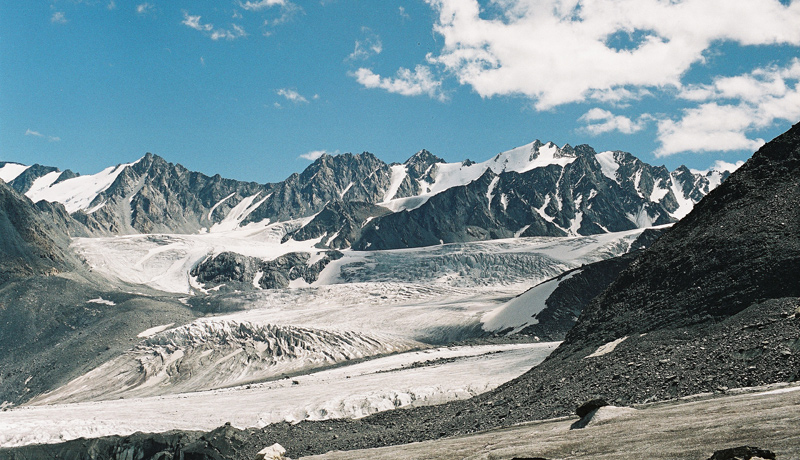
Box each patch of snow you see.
[514,225,530,238]
[340,182,354,199]
[595,151,620,184]
[25,160,140,213]
[633,170,644,198]
[585,336,628,358]
[649,181,669,202]
[0,163,30,183]
[137,323,175,338]
[626,205,655,228]
[486,176,499,210]
[253,271,264,289]
[500,193,509,211]
[289,277,311,288]
[86,297,115,306]
[668,173,696,219]
[85,201,106,214]
[569,211,583,236]
[536,195,554,223]
[482,271,579,334]
[306,251,328,266]
[382,165,408,203]
[568,196,583,236]
[24,171,62,198]
[210,192,272,233]
[207,193,235,220]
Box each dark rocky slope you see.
[0,180,196,407]
[8,122,796,459]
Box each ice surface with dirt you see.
[0,342,557,447]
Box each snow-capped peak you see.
[25,159,142,213]
[0,162,30,183]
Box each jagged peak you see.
[405,149,445,166]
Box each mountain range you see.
[1,140,729,251]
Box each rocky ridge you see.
[2,141,729,250]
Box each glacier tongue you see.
[31,319,420,405]
[0,342,557,447]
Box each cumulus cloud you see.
[25,129,60,142]
[354,65,445,101]
[656,58,800,156]
[348,28,383,61]
[51,11,67,24]
[277,88,310,104]
[299,150,338,160]
[579,108,650,135]
[182,12,246,40]
[423,0,800,109]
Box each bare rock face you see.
[707,446,777,460]
[190,250,343,291]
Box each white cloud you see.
[348,29,383,61]
[579,108,649,135]
[423,0,800,109]
[182,13,212,31]
[299,150,337,160]
[182,12,246,41]
[277,88,309,104]
[354,65,445,101]
[136,3,154,15]
[51,11,67,24]
[656,104,767,156]
[399,6,410,19]
[25,129,60,142]
[691,160,745,175]
[240,0,285,11]
[657,58,800,156]
[211,24,247,41]
[107,1,116,10]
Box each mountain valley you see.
[1,126,796,460]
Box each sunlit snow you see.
[0,163,30,183]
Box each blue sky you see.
[2,0,799,183]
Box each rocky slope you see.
[8,122,794,459]
[0,180,196,407]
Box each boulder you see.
[707,446,776,460]
[256,443,288,460]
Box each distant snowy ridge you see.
[5,140,731,249]
[31,319,421,405]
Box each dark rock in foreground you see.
[708,446,777,460]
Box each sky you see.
[2,0,800,184]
